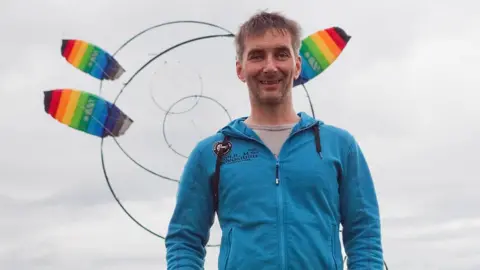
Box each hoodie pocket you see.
[223,227,233,270]
[331,224,339,270]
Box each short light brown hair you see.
[234,11,302,60]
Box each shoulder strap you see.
[313,124,342,188]
[211,134,230,213]
[312,123,322,156]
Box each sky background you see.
[1,0,479,269]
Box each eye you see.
[277,51,290,59]
[248,53,263,60]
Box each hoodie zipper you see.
[222,121,318,270]
[275,159,287,270]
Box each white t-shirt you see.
[245,123,295,157]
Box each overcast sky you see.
[1,0,479,269]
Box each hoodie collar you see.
[219,111,323,139]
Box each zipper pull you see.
[275,162,279,185]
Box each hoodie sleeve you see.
[339,138,384,269]
[165,144,215,269]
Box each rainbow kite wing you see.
[43,89,133,138]
[294,27,351,87]
[61,39,125,81]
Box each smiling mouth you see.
[259,79,282,85]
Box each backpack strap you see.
[312,123,322,157]
[211,134,230,213]
[313,123,342,188]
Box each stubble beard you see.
[259,89,286,106]
[248,76,292,106]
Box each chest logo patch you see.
[213,141,232,156]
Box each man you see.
[165,11,384,269]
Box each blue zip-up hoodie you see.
[165,112,383,269]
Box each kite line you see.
[99,21,237,247]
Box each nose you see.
[263,55,278,73]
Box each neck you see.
[245,98,299,126]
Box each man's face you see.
[236,29,301,105]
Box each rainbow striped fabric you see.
[294,27,351,86]
[43,89,133,137]
[61,39,125,81]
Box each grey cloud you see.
[1,0,479,269]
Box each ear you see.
[294,54,302,79]
[236,58,246,82]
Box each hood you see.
[218,111,323,139]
